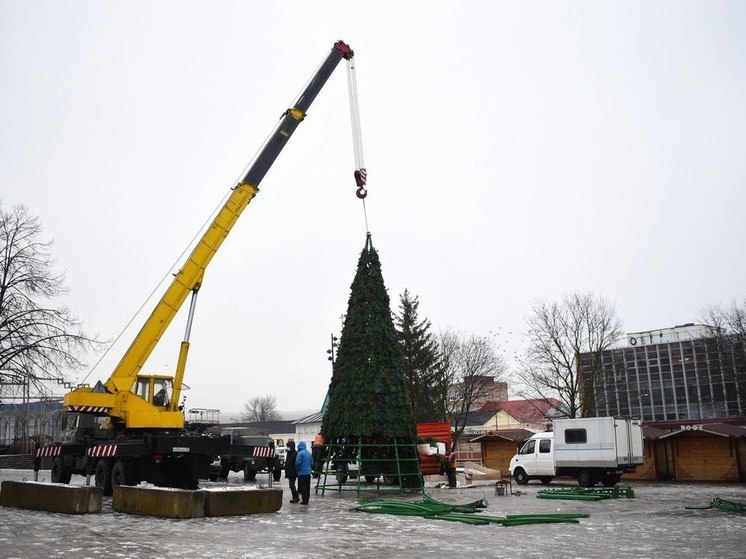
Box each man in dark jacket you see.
[295,440,313,505]
[444,443,458,488]
[285,439,299,503]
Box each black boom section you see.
[241,41,352,187]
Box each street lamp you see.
[326,334,338,367]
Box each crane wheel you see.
[51,457,73,485]
[95,460,113,496]
[243,465,257,482]
[111,460,137,490]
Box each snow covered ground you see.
[1,468,744,559]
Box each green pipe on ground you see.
[537,493,604,501]
[502,518,580,527]
[351,493,591,526]
[426,513,508,524]
[686,497,746,514]
[537,485,635,501]
[426,514,491,525]
[505,512,590,520]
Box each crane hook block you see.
[354,168,368,198]
[354,168,367,188]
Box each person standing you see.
[285,439,299,503]
[445,443,458,488]
[311,432,325,477]
[295,441,313,505]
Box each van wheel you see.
[539,477,553,485]
[601,474,620,487]
[577,469,595,487]
[514,468,529,485]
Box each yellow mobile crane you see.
[35,40,362,494]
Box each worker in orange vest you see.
[311,433,325,478]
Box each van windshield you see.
[519,440,536,455]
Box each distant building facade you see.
[479,398,564,432]
[293,410,324,447]
[447,376,508,412]
[579,324,745,422]
[0,400,64,452]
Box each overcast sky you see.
[2,1,744,419]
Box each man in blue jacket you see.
[295,441,313,505]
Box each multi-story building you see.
[579,324,745,421]
[578,324,746,482]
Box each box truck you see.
[508,417,644,487]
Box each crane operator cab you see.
[134,375,173,408]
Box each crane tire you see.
[95,460,113,496]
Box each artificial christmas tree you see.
[318,233,422,494]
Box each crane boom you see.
[64,41,355,424]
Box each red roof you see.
[642,425,671,440]
[479,398,562,423]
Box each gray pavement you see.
[1,468,744,559]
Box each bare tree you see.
[0,203,99,400]
[701,300,746,339]
[700,299,746,395]
[436,329,506,444]
[242,394,281,422]
[429,329,459,423]
[514,291,623,418]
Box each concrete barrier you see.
[0,481,282,518]
[113,485,205,519]
[0,481,102,514]
[203,487,283,516]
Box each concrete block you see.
[113,485,205,519]
[203,487,283,516]
[0,481,102,514]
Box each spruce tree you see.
[395,289,440,423]
[322,234,416,439]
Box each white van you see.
[509,417,644,487]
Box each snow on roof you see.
[658,423,746,440]
[469,429,536,443]
[293,410,324,424]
